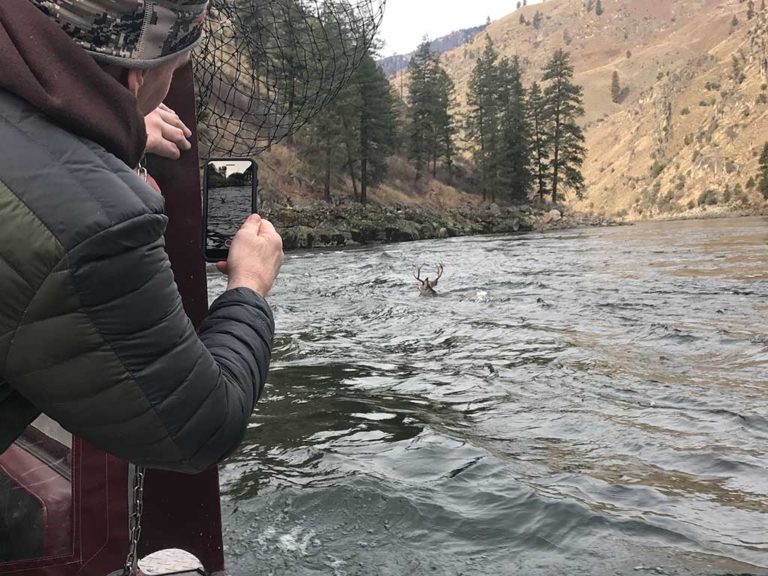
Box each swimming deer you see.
[414,263,443,296]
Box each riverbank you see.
[635,203,768,223]
[259,200,620,250]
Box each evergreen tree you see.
[533,10,543,30]
[406,41,437,178]
[732,53,746,84]
[611,70,622,103]
[433,68,458,179]
[467,42,534,203]
[528,82,550,201]
[466,36,501,201]
[243,0,310,143]
[298,91,350,203]
[388,87,408,155]
[748,0,755,19]
[407,41,456,180]
[281,0,367,200]
[595,0,604,15]
[497,57,532,201]
[298,44,394,204]
[279,1,309,144]
[355,54,395,203]
[542,49,586,202]
[759,142,768,199]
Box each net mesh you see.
[194,0,386,158]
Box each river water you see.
[207,216,768,576]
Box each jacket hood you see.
[0,0,147,168]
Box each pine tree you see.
[297,40,394,204]
[528,82,550,202]
[595,0,604,15]
[388,87,408,155]
[732,53,746,84]
[467,46,534,203]
[284,0,371,201]
[611,71,622,103]
[406,41,455,180]
[466,36,501,201]
[433,69,458,179]
[533,10,543,30]
[748,0,755,19]
[542,49,587,203]
[355,54,395,204]
[759,142,768,199]
[406,41,437,178]
[298,92,350,203]
[497,57,532,202]
[243,0,314,144]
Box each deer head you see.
[414,263,443,296]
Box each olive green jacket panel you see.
[0,179,66,448]
[0,180,64,342]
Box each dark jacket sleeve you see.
[5,211,274,474]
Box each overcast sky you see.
[378,0,542,57]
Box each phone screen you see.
[204,158,257,263]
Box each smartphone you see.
[203,158,258,263]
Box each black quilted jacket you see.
[0,89,275,473]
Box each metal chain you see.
[124,465,146,576]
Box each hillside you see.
[438,0,768,218]
[379,23,488,77]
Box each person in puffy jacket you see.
[0,0,284,474]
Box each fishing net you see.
[194,0,386,158]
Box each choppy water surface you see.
[206,185,253,250]
[207,217,768,576]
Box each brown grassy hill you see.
[256,145,484,213]
[439,0,768,218]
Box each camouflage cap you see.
[31,0,208,69]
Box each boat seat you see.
[0,441,72,562]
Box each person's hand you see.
[145,173,162,194]
[144,103,192,159]
[216,214,284,297]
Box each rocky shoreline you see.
[259,201,621,250]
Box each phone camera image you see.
[204,159,257,262]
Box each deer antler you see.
[414,265,424,282]
[432,263,444,286]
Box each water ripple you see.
[212,217,768,575]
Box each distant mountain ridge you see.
[378,23,488,77]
